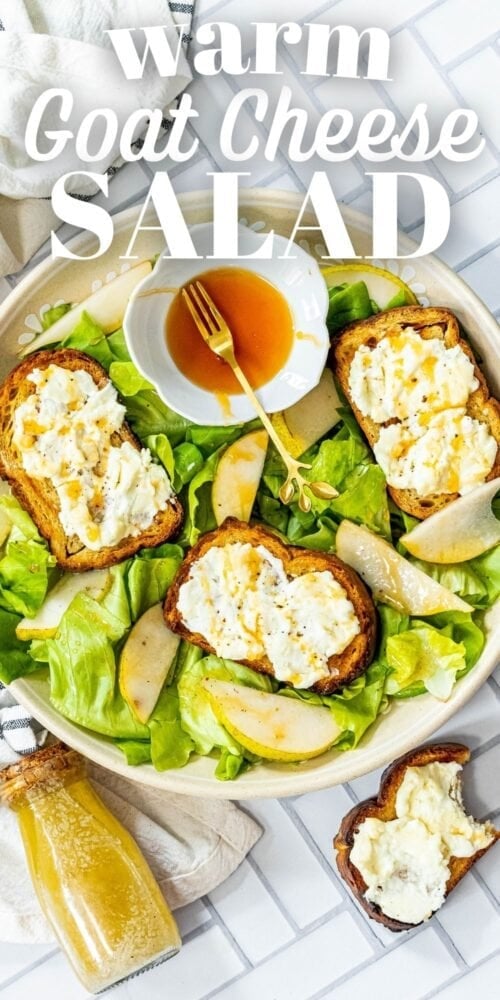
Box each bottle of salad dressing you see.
[0,743,181,993]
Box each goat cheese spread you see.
[348,328,496,495]
[13,365,173,550]
[177,541,360,688]
[350,761,495,925]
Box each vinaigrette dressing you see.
[0,744,180,993]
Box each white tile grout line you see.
[0,949,60,995]
[411,21,500,167]
[429,945,500,1000]
[201,896,253,971]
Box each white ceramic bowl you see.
[1,188,499,799]
[123,222,329,425]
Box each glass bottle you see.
[0,742,181,993]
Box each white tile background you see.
[2,0,500,997]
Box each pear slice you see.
[16,569,111,641]
[20,261,153,356]
[212,429,269,525]
[322,263,417,308]
[401,478,500,563]
[271,369,342,459]
[336,521,473,615]
[119,604,180,724]
[201,678,340,761]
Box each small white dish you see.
[123,222,329,426]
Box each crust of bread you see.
[164,517,377,694]
[0,348,183,570]
[332,306,500,519]
[334,742,500,931]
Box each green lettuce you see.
[148,687,195,771]
[329,464,391,538]
[287,513,338,551]
[258,416,390,543]
[108,361,153,395]
[145,433,175,480]
[115,740,152,766]
[305,436,369,511]
[41,303,72,329]
[172,442,204,488]
[386,624,466,700]
[0,609,38,684]
[215,750,250,781]
[417,611,484,672]
[328,660,389,748]
[31,592,147,739]
[409,546,500,611]
[186,423,251,455]
[0,496,55,619]
[126,390,189,441]
[256,493,289,535]
[62,311,116,369]
[126,543,183,620]
[179,448,223,547]
[327,282,375,332]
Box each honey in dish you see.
[166,267,294,394]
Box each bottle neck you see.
[0,743,86,811]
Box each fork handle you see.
[229,361,305,471]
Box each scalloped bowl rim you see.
[1,187,498,799]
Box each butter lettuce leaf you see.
[108,361,153,395]
[327,281,375,332]
[115,740,152,766]
[329,464,391,538]
[186,423,251,456]
[145,433,176,480]
[0,609,38,684]
[0,539,55,618]
[305,436,369,509]
[126,543,183,620]
[31,592,148,739]
[287,513,338,551]
[417,611,484,673]
[62,311,116,369]
[171,442,204,489]
[410,546,500,611]
[179,448,222,547]
[41,303,72,330]
[215,749,249,781]
[148,687,195,771]
[0,496,55,618]
[386,625,467,700]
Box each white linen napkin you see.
[0,700,261,945]
[0,0,194,275]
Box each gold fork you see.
[182,281,339,513]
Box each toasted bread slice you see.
[332,306,500,519]
[164,517,376,694]
[334,742,499,931]
[0,349,183,571]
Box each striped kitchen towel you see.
[0,682,46,765]
[0,0,196,275]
